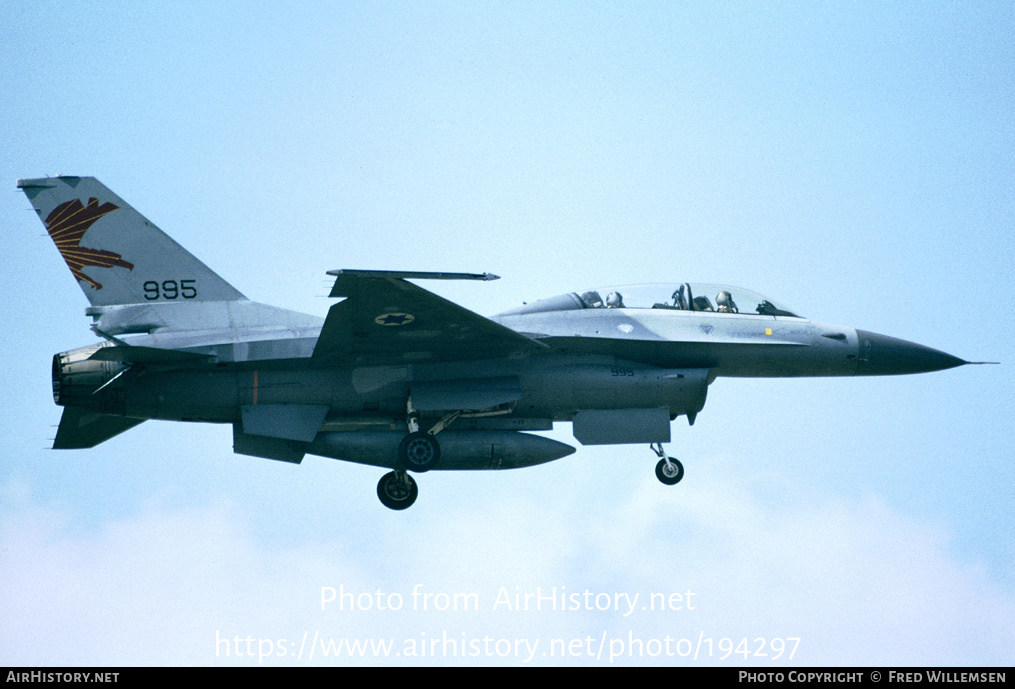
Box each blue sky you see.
[1,2,1012,666]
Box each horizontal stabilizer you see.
[53,407,145,449]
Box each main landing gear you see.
[377,470,419,510]
[377,401,461,510]
[376,431,437,509]
[398,431,440,472]
[651,442,684,486]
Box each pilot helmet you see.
[606,291,624,308]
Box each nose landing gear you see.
[651,442,684,485]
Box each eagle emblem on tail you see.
[45,198,132,290]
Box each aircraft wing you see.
[312,271,547,365]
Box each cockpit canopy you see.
[497,283,802,318]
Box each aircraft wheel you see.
[655,457,684,485]
[398,431,440,472]
[377,471,418,510]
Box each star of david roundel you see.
[374,312,415,326]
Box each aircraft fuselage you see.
[54,305,961,441]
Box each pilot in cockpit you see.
[580,291,604,308]
[716,290,738,313]
[692,296,714,311]
[606,291,625,308]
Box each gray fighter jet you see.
[20,176,979,510]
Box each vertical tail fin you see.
[18,176,245,307]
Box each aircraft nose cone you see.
[855,330,966,375]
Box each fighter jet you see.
[20,176,980,510]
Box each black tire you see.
[377,471,418,510]
[655,457,684,485]
[398,431,440,472]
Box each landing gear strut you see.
[651,442,684,485]
[397,399,458,473]
[378,399,462,509]
[377,470,418,510]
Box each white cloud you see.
[1,468,1012,666]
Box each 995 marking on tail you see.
[143,279,197,301]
